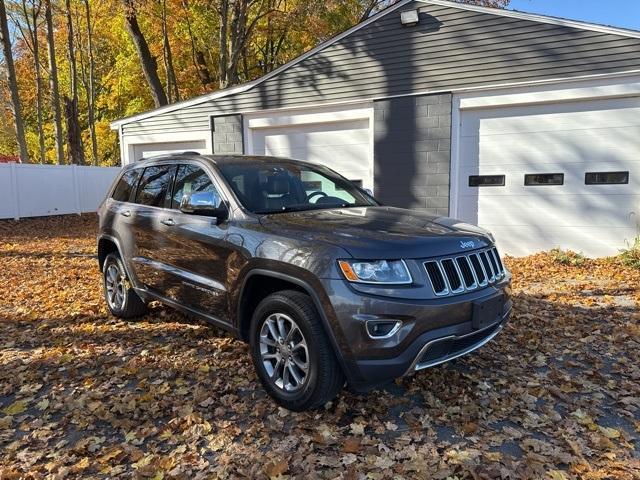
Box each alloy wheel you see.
[259,312,309,392]
[105,263,125,311]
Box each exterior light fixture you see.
[400,9,420,27]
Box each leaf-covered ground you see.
[0,215,639,479]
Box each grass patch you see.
[550,248,586,267]
[618,237,640,269]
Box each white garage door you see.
[132,140,208,161]
[251,119,373,190]
[458,97,640,257]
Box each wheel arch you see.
[237,269,354,383]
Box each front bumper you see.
[320,274,512,388]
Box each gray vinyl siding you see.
[122,1,640,136]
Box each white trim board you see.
[458,75,640,109]
[121,130,212,165]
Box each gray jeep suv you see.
[97,153,511,410]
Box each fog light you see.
[366,320,402,339]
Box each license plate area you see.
[472,294,504,330]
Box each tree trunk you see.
[83,0,98,164]
[45,0,64,165]
[0,0,29,163]
[123,0,167,107]
[159,0,178,102]
[64,0,84,165]
[181,0,213,88]
[63,96,84,165]
[218,0,229,88]
[18,0,45,162]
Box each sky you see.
[508,0,640,31]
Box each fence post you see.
[71,164,82,215]
[9,162,19,220]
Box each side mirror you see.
[179,191,228,221]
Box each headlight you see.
[338,259,412,284]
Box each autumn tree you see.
[0,0,29,162]
[45,0,63,164]
[123,0,167,107]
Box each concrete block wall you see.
[212,114,244,154]
[373,93,452,216]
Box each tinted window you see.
[112,169,140,202]
[585,171,629,185]
[171,164,217,209]
[135,166,175,207]
[524,173,564,186]
[469,175,505,187]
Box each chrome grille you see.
[425,247,505,296]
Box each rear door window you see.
[171,164,218,209]
[111,169,140,202]
[135,165,175,208]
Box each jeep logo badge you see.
[460,240,475,249]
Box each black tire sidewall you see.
[250,295,321,408]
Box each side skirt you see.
[134,287,241,338]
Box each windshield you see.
[218,161,378,214]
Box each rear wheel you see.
[102,252,147,319]
[249,290,344,411]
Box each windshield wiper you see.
[255,204,351,215]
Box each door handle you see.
[120,209,131,217]
[161,218,175,226]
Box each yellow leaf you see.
[0,416,13,429]
[73,457,90,472]
[547,470,569,480]
[264,459,288,479]
[36,399,49,411]
[484,452,502,462]
[599,426,621,439]
[3,401,27,416]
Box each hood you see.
[258,206,493,259]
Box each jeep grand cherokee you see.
[97,153,511,411]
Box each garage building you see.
[110,0,640,257]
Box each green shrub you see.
[619,237,640,269]
[550,248,586,266]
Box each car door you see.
[128,163,177,292]
[153,163,235,324]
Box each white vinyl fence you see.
[0,163,121,220]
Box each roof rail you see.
[178,151,201,155]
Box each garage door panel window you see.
[469,175,505,187]
[524,173,564,186]
[135,166,175,208]
[585,171,629,185]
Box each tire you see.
[102,252,147,319]
[249,290,344,411]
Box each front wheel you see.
[249,290,344,411]
[102,252,147,319]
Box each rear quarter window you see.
[111,170,140,202]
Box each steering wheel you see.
[307,191,328,203]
